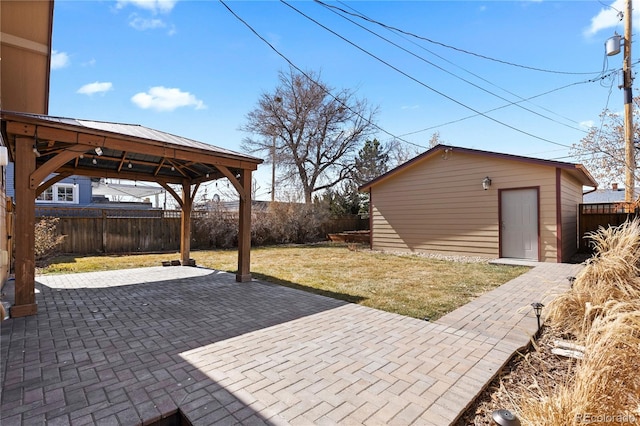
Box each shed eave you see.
[359,144,598,191]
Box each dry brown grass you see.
[515,301,640,425]
[40,243,528,321]
[546,218,640,339]
[511,219,640,425]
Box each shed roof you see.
[359,144,598,190]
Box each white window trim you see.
[36,183,79,204]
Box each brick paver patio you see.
[1,262,581,425]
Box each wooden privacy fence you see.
[36,207,368,255]
[579,202,639,252]
[36,208,194,254]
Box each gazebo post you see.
[12,137,37,317]
[180,181,193,266]
[236,170,252,282]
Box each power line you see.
[218,0,427,150]
[325,0,636,149]
[396,67,627,138]
[330,0,614,130]
[316,0,589,135]
[221,0,634,160]
[281,0,578,149]
[327,0,603,76]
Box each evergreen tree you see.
[353,139,390,187]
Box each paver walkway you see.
[1,262,581,425]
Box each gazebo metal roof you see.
[1,111,262,185]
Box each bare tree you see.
[570,100,640,189]
[428,131,445,148]
[241,68,378,203]
[388,140,424,168]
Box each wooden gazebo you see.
[0,111,263,317]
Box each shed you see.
[359,145,598,263]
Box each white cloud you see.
[116,0,177,14]
[584,0,625,36]
[51,50,70,70]
[401,105,420,110]
[77,82,113,96]
[580,120,595,129]
[129,15,166,30]
[131,86,206,112]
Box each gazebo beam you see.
[30,146,87,189]
[158,182,183,209]
[36,172,72,197]
[216,165,245,200]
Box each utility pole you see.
[271,134,276,202]
[271,96,282,203]
[624,0,635,202]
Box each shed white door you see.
[501,188,539,260]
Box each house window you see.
[36,184,78,204]
[38,187,54,202]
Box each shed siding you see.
[371,151,560,261]
[560,170,583,262]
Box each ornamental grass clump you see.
[516,301,640,425]
[546,218,640,339]
[512,218,640,425]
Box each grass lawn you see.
[40,244,530,321]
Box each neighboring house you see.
[582,183,640,203]
[6,163,93,207]
[359,144,598,263]
[6,164,158,212]
[198,199,271,212]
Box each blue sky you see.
[49,0,636,199]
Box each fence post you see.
[102,209,107,254]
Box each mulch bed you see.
[455,327,578,425]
